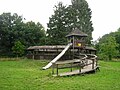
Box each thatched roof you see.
[66,28,88,37]
[27,45,96,51]
[85,46,96,51]
[27,45,66,50]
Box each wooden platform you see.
[52,54,98,76]
[54,65,97,76]
[53,61,98,77]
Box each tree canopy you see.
[98,36,119,60]
[47,2,68,45]
[12,41,25,57]
[95,27,120,60]
[0,0,94,56]
[0,13,46,56]
[71,0,93,44]
[47,0,93,45]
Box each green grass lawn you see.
[0,58,120,90]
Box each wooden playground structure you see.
[50,28,99,76]
[52,54,98,76]
[27,28,99,76]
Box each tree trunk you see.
[109,55,112,61]
[17,54,18,60]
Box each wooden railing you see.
[52,54,98,76]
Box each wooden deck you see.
[52,54,98,76]
[53,60,98,77]
[55,65,97,76]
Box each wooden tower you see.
[66,28,88,59]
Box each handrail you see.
[81,54,88,60]
[86,54,97,60]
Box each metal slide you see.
[42,43,72,70]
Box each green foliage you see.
[71,0,93,44]
[47,0,93,45]
[109,28,120,54]
[0,12,46,56]
[12,41,25,57]
[98,36,119,61]
[23,21,46,46]
[47,2,68,45]
[0,59,120,90]
[96,28,120,60]
[0,13,24,55]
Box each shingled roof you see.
[66,28,88,37]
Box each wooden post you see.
[56,64,58,76]
[96,58,98,67]
[70,49,72,59]
[92,59,95,69]
[79,63,81,73]
[43,48,46,59]
[52,63,55,74]
[70,63,72,72]
[72,36,75,59]
[32,51,34,60]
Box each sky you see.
[0,0,120,41]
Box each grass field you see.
[0,58,120,90]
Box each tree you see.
[0,13,24,55]
[110,28,120,54]
[0,12,46,56]
[47,2,68,45]
[70,0,93,44]
[98,28,120,55]
[47,0,93,45]
[99,36,119,61]
[23,21,46,46]
[12,41,25,58]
